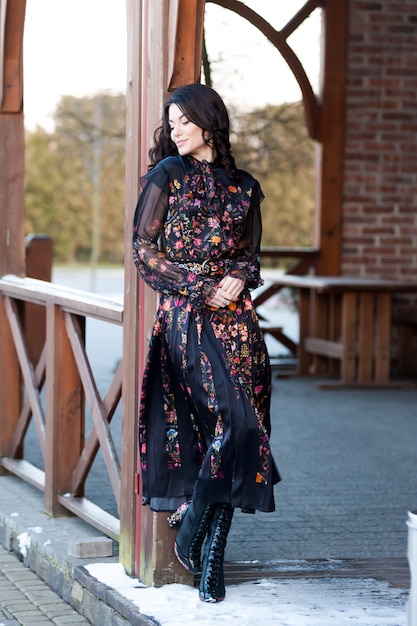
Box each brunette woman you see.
[132,83,280,602]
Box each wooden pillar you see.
[0,0,26,278]
[123,0,202,586]
[314,0,348,275]
[0,113,25,277]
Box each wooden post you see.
[0,0,26,278]
[24,235,53,366]
[44,304,84,516]
[314,0,348,275]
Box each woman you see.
[132,83,280,602]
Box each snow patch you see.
[85,563,409,626]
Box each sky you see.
[23,0,321,131]
[86,562,408,626]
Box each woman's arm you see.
[132,179,217,308]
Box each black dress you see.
[132,155,280,514]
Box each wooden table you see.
[267,275,417,388]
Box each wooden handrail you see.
[0,275,123,323]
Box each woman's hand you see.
[206,276,246,308]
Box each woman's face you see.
[168,103,215,162]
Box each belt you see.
[175,259,230,277]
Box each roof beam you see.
[168,0,205,90]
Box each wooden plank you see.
[57,495,120,541]
[0,458,45,490]
[305,337,343,359]
[357,293,374,384]
[340,292,358,384]
[264,275,417,293]
[374,292,391,385]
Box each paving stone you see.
[52,614,91,626]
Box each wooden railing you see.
[0,274,124,540]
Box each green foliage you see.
[25,95,314,264]
[231,101,316,250]
[25,93,126,263]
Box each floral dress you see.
[132,155,280,514]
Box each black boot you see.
[199,503,234,602]
[174,499,214,574]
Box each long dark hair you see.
[148,83,238,178]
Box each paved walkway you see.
[0,376,416,624]
[0,546,90,625]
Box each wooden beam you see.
[0,0,26,113]
[209,0,321,140]
[168,0,205,90]
[314,0,348,274]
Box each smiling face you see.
[168,103,215,162]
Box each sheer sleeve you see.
[132,174,218,309]
[227,181,264,289]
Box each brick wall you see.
[342,0,417,280]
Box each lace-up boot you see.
[174,499,214,574]
[199,503,234,602]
